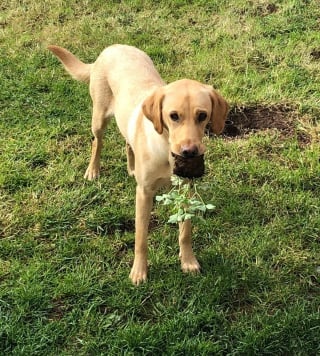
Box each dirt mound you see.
[220,104,311,144]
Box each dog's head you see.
[142,79,229,177]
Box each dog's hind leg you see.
[126,143,135,176]
[84,80,113,180]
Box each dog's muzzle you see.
[171,153,205,178]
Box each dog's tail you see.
[48,45,92,84]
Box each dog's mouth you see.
[171,153,205,178]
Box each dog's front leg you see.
[179,219,200,273]
[130,185,154,285]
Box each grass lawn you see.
[1,0,320,354]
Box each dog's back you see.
[95,45,165,117]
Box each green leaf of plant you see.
[206,204,215,210]
[197,205,207,212]
[168,214,179,224]
[184,213,194,220]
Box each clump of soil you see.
[172,153,205,178]
[219,104,311,145]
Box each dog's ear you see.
[142,88,165,134]
[207,86,229,134]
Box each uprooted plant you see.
[156,175,215,224]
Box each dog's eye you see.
[170,112,180,122]
[198,112,207,122]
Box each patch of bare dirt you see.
[48,298,70,321]
[219,104,311,145]
[92,214,160,235]
[310,49,320,60]
[254,3,278,16]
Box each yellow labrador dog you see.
[48,44,229,285]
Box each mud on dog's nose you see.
[181,144,199,158]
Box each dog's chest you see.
[126,106,169,163]
[143,119,169,163]
[126,105,141,146]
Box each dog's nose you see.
[181,144,199,158]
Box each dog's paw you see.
[130,262,147,285]
[181,256,201,274]
[84,166,100,180]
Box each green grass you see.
[1,0,320,354]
